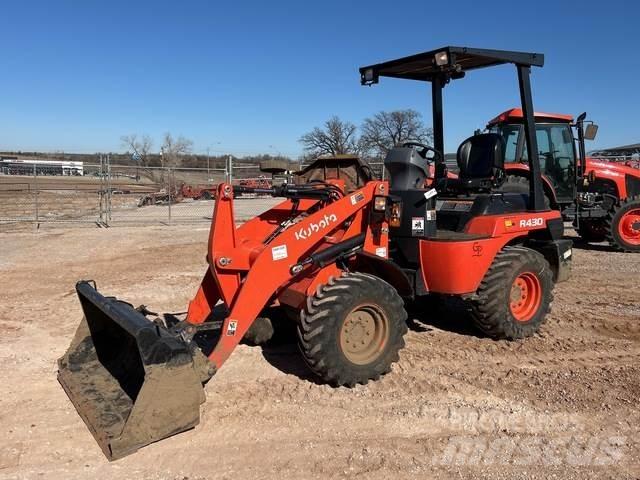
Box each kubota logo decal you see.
[294,213,338,240]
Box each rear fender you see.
[419,237,507,295]
[421,210,564,295]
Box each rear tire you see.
[604,196,640,252]
[470,246,553,340]
[298,272,407,387]
[499,175,552,208]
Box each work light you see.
[374,195,387,211]
[434,51,448,66]
[363,68,375,83]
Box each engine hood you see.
[586,158,640,180]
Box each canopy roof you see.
[360,46,544,84]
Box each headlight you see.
[374,195,387,211]
[363,68,376,84]
[434,51,449,66]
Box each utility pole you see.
[206,147,210,181]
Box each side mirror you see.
[584,124,598,140]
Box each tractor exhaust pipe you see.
[57,281,212,460]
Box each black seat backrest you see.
[457,133,505,180]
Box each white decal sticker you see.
[425,209,436,221]
[226,320,238,336]
[519,217,544,228]
[563,248,572,260]
[271,245,288,260]
[411,217,425,236]
[375,247,387,258]
[294,213,338,241]
[350,192,365,205]
[424,188,438,200]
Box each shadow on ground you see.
[255,298,486,382]
[570,237,621,252]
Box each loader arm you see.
[187,181,389,370]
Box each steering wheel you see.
[402,142,443,162]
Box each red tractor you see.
[489,108,640,251]
[234,175,272,196]
[180,183,217,200]
[58,46,571,460]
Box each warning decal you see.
[411,217,425,236]
[271,245,288,260]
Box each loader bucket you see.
[57,281,209,460]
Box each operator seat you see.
[441,133,505,193]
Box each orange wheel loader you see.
[58,46,572,460]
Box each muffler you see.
[57,281,212,460]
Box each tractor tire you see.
[200,191,213,200]
[576,219,607,243]
[298,272,407,387]
[470,246,553,340]
[242,316,274,346]
[604,196,640,252]
[498,175,551,208]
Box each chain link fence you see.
[0,158,276,226]
[0,157,386,227]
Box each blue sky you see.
[1,0,638,157]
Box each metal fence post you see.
[106,154,112,226]
[167,167,172,225]
[98,155,103,225]
[33,163,39,224]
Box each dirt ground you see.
[0,223,638,479]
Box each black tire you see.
[200,191,212,200]
[604,196,640,252]
[298,272,407,387]
[498,175,551,208]
[576,219,607,243]
[242,317,274,346]
[470,246,553,340]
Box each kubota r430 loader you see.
[58,46,572,460]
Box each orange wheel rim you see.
[618,209,640,245]
[509,272,542,323]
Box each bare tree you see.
[360,110,433,158]
[161,132,193,167]
[120,134,154,166]
[299,116,360,157]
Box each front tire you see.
[470,246,553,339]
[298,272,407,387]
[605,196,640,252]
